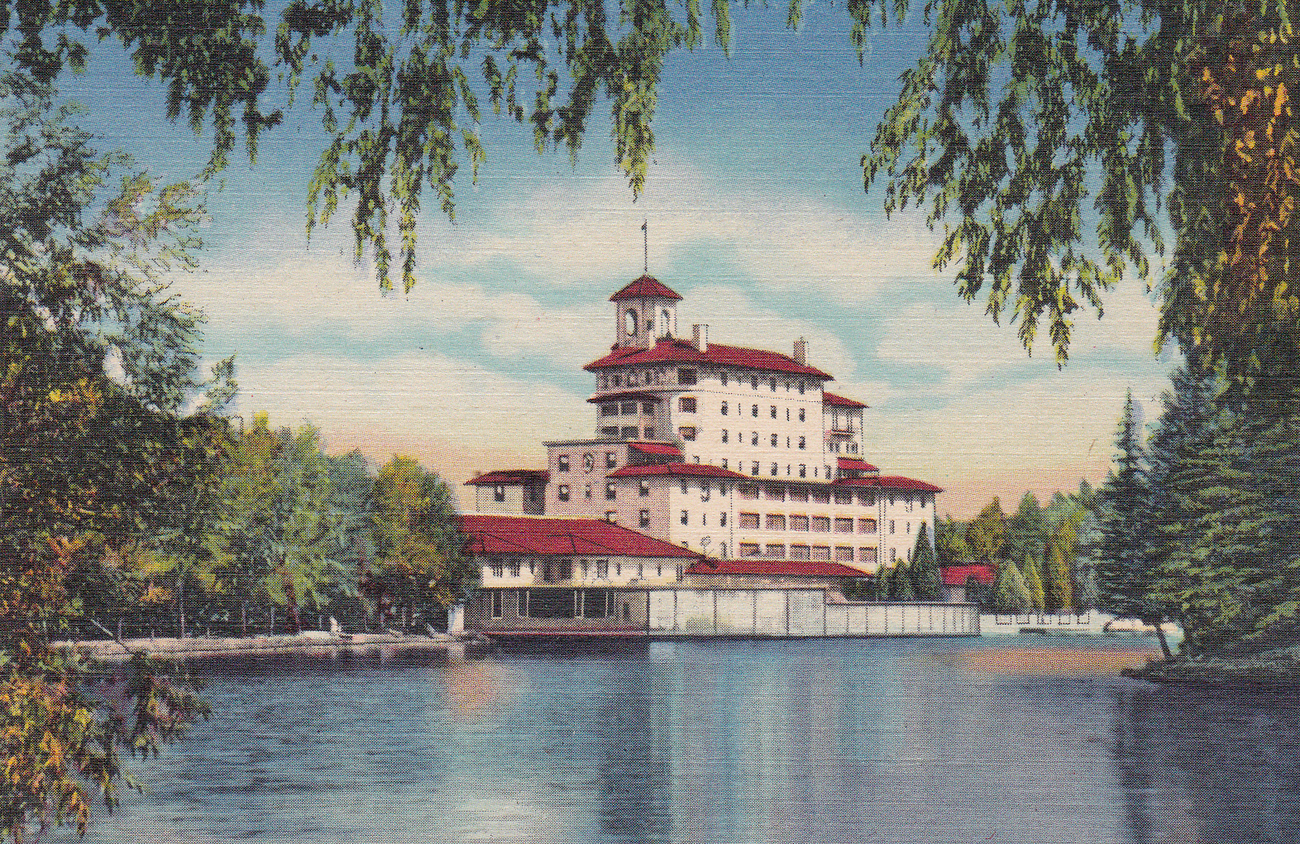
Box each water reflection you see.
[1113,686,1300,844]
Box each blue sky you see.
[61,4,1178,517]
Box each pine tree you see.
[989,560,1031,613]
[909,523,945,601]
[965,498,1007,562]
[935,516,970,566]
[1023,555,1046,611]
[1043,540,1073,612]
[888,562,915,602]
[1005,492,1048,566]
[1095,391,1173,657]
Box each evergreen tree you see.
[1094,391,1173,657]
[1023,555,1046,611]
[887,562,915,602]
[909,524,945,601]
[965,498,1007,562]
[989,560,1031,613]
[935,515,970,566]
[1043,540,1073,612]
[1005,492,1048,566]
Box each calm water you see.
[68,638,1300,844]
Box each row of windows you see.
[597,369,813,394]
[733,483,929,510]
[489,589,622,620]
[486,557,673,581]
[718,430,808,449]
[601,401,657,417]
[735,513,878,533]
[556,452,619,473]
[688,399,809,423]
[736,543,877,563]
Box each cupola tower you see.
[610,275,682,349]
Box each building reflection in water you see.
[1112,685,1300,844]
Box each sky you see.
[59,4,1179,518]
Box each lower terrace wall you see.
[470,587,979,638]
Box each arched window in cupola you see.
[625,309,638,337]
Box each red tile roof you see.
[586,390,662,404]
[628,443,683,457]
[584,339,833,379]
[610,275,682,302]
[459,515,701,559]
[608,462,749,480]
[833,475,943,493]
[686,558,866,579]
[837,457,879,473]
[824,391,868,409]
[941,564,996,587]
[465,469,550,486]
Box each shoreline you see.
[1124,655,1300,689]
[54,631,486,662]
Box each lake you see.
[69,637,1300,844]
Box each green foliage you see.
[934,515,969,566]
[989,559,1030,613]
[886,561,915,602]
[1022,555,1045,612]
[0,72,211,841]
[366,456,472,629]
[1004,492,1047,566]
[965,498,1006,562]
[1043,540,1073,612]
[909,523,944,601]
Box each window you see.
[509,560,521,577]
[678,368,697,385]
[719,542,727,558]
[679,426,697,441]
[738,484,758,499]
[620,426,638,438]
[679,396,697,413]
[799,464,807,478]
[790,515,809,531]
[770,378,777,391]
[751,404,759,417]
[771,434,779,447]
[740,543,761,557]
[890,520,895,534]
[601,403,618,417]
[638,479,650,497]
[835,517,855,533]
[681,510,689,526]
[606,482,617,500]
[799,381,806,395]
[860,547,877,565]
[766,514,786,530]
[643,402,656,415]
[812,546,831,561]
[859,518,878,533]
[640,510,651,527]
[764,543,785,558]
[621,401,638,415]
[751,375,759,389]
[625,309,638,335]
[558,560,572,579]
[764,485,785,501]
[890,547,897,563]
[596,560,609,578]
[836,546,855,563]
[770,405,777,419]
[491,591,503,619]
[721,430,729,443]
[769,462,779,476]
[858,491,875,506]
[721,458,728,469]
[612,374,621,387]
[812,489,831,504]
[790,544,810,560]
[700,482,711,500]
[798,436,806,450]
[720,512,727,527]
[558,455,570,471]
[721,372,729,386]
[680,479,689,494]
[490,562,504,578]
[558,485,570,502]
[751,461,760,476]
[835,491,853,505]
[494,484,506,502]
[606,452,617,468]
[812,516,831,532]
[721,401,729,415]
[751,431,759,446]
[738,512,760,529]
[584,484,592,499]
[583,453,595,472]
[789,487,808,502]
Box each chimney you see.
[793,338,808,366]
[693,324,709,353]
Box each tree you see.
[989,559,1031,613]
[367,456,472,630]
[1022,555,1046,612]
[909,524,945,601]
[886,560,915,602]
[935,515,970,566]
[1043,539,1073,613]
[1004,493,1048,567]
[965,498,1007,562]
[0,72,209,841]
[1094,392,1174,657]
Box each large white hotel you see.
[467,274,941,576]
